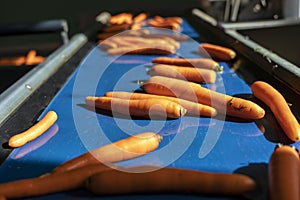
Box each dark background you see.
[0,0,204,36]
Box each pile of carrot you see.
[142,76,265,120]
[147,15,182,31]
[101,35,179,55]
[98,12,148,40]
[0,50,45,66]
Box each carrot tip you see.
[215,64,223,73]
[180,107,187,116]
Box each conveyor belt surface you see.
[0,17,296,200]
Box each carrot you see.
[165,16,183,24]
[153,16,183,24]
[85,166,257,196]
[52,132,162,173]
[142,35,180,49]
[85,96,186,118]
[106,45,175,55]
[152,57,223,72]
[105,91,217,117]
[143,33,188,41]
[143,76,265,120]
[12,124,59,159]
[133,12,147,23]
[120,36,179,49]
[108,36,139,48]
[109,13,132,25]
[0,163,114,199]
[98,39,118,50]
[251,81,300,141]
[103,23,130,33]
[130,23,141,30]
[0,56,26,66]
[199,43,236,61]
[8,110,58,148]
[147,19,180,31]
[150,64,217,83]
[268,144,300,200]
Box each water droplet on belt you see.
[25,84,32,90]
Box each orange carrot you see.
[0,163,114,199]
[147,19,180,31]
[142,35,180,49]
[164,16,183,24]
[105,91,217,117]
[150,64,217,83]
[120,36,179,49]
[85,96,186,118]
[133,13,147,23]
[199,43,236,61]
[251,81,300,141]
[109,13,132,25]
[143,33,188,41]
[143,76,265,120]
[8,111,58,148]
[130,23,141,30]
[85,166,256,196]
[106,45,175,55]
[103,23,130,33]
[268,144,300,200]
[98,39,118,50]
[152,57,223,72]
[0,56,26,66]
[52,132,162,173]
[153,16,183,24]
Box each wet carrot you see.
[143,76,265,120]
[8,111,58,148]
[150,64,217,83]
[142,35,180,49]
[268,144,300,200]
[199,43,236,61]
[105,91,217,117]
[98,39,118,50]
[0,56,26,66]
[153,16,183,24]
[120,36,179,49]
[52,132,162,173]
[152,57,223,72]
[164,16,183,24]
[109,13,132,25]
[143,33,188,41]
[130,23,141,30]
[147,19,180,31]
[251,81,300,141]
[85,96,186,118]
[107,45,175,55]
[133,13,147,23]
[103,23,130,33]
[85,166,256,196]
[0,163,114,199]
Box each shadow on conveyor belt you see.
[234,163,268,200]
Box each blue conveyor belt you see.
[0,18,282,200]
